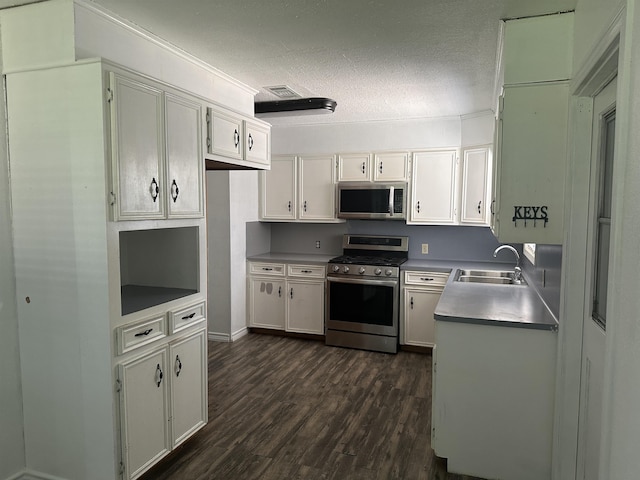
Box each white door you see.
[260,155,297,220]
[165,93,203,218]
[245,120,270,166]
[576,76,617,480]
[248,276,286,329]
[208,108,243,160]
[409,150,457,224]
[298,155,336,221]
[403,288,440,347]
[169,329,207,448]
[460,146,491,225]
[109,73,165,220]
[373,152,409,182]
[286,279,324,334]
[337,153,371,181]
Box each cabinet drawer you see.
[170,301,206,334]
[116,314,167,355]
[287,264,326,278]
[404,270,450,287]
[248,262,285,276]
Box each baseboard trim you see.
[231,327,248,342]
[248,328,324,342]
[208,332,231,342]
[11,469,69,480]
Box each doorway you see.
[575,76,616,480]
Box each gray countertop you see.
[247,252,336,265]
[433,267,558,331]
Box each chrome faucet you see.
[493,245,523,284]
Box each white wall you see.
[228,171,260,339]
[0,42,26,480]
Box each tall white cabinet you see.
[7,60,208,480]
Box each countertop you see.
[248,253,558,331]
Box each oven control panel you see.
[328,264,398,278]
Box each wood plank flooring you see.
[141,334,484,480]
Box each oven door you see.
[326,275,399,337]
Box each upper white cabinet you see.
[459,146,492,225]
[260,154,340,222]
[337,151,409,182]
[109,72,204,221]
[408,150,458,225]
[261,156,297,221]
[206,106,271,169]
[492,83,569,244]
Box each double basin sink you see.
[454,269,527,286]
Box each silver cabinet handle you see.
[388,186,394,215]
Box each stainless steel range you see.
[325,234,408,354]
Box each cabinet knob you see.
[155,364,164,388]
[171,179,180,203]
[233,129,240,148]
[149,177,159,203]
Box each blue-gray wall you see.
[522,244,562,320]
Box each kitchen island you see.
[431,270,558,480]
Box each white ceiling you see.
[6,0,578,126]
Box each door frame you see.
[552,7,626,480]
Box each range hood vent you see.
[255,97,337,118]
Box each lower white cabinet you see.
[117,322,207,480]
[248,261,325,334]
[401,270,449,347]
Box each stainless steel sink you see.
[454,269,527,285]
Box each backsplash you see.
[522,244,562,320]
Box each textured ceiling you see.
[15,0,578,125]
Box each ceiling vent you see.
[265,85,301,99]
[255,97,337,118]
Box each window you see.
[592,111,615,329]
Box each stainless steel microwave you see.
[336,182,407,220]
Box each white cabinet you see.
[109,72,204,221]
[299,155,337,221]
[118,324,207,480]
[459,146,492,225]
[401,271,448,347]
[169,328,208,449]
[206,107,271,169]
[118,348,171,480]
[6,61,208,480]
[260,155,340,222]
[337,151,409,182]
[247,261,325,334]
[408,150,458,224]
[248,275,286,330]
[492,83,569,243]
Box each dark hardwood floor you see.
[141,334,484,480]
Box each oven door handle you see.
[388,186,394,216]
[326,275,398,288]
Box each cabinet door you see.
[286,279,324,335]
[337,153,371,181]
[374,152,409,182]
[260,155,297,220]
[496,83,569,243]
[169,329,207,448]
[460,146,491,225]
[298,155,337,221]
[245,120,270,166]
[491,115,502,237]
[409,150,458,224]
[165,93,203,218]
[109,73,165,221]
[403,288,441,347]
[119,348,170,480]
[207,108,243,160]
[248,277,286,329]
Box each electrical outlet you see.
[315,240,321,249]
[421,243,429,254]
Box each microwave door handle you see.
[388,186,394,216]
